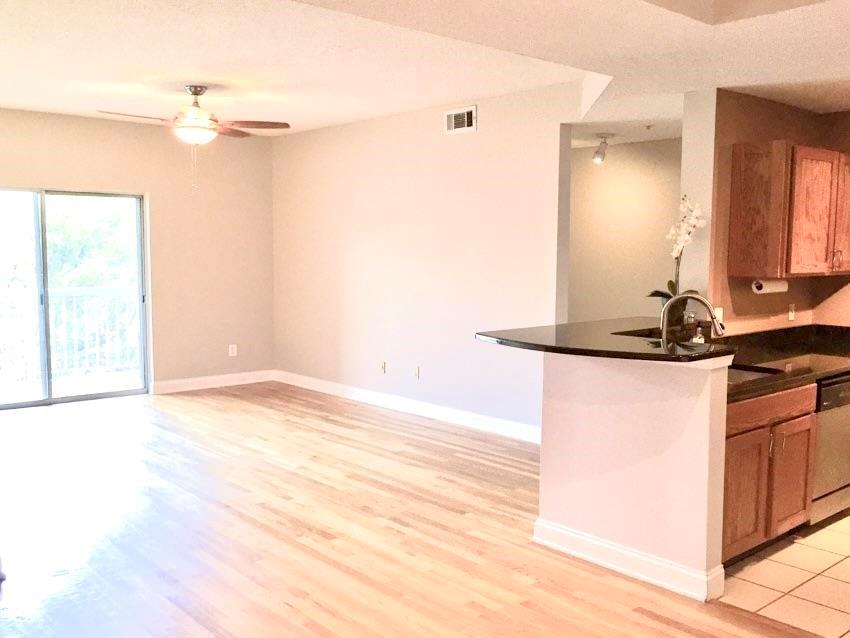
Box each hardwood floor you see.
[0,382,815,637]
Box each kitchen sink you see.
[727,363,783,384]
[613,327,663,339]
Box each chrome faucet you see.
[660,293,725,349]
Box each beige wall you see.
[271,84,585,426]
[568,138,682,322]
[710,90,823,334]
[0,108,275,383]
[555,124,572,323]
[709,90,850,334]
[679,90,718,295]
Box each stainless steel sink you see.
[612,327,663,339]
[728,364,782,384]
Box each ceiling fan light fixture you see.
[173,124,218,145]
[173,105,218,145]
[98,85,289,147]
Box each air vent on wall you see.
[444,106,477,134]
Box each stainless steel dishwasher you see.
[812,374,850,522]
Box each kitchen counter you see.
[721,325,850,402]
[476,316,736,363]
[477,320,850,399]
[477,315,734,601]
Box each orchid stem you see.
[673,253,682,295]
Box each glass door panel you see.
[0,190,48,405]
[44,193,145,398]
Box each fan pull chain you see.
[190,144,199,190]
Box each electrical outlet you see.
[788,304,796,321]
[228,344,238,357]
[714,306,724,324]
[381,361,387,374]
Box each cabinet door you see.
[728,141,793,278]
[787,146,839,275]
[832,154,850,273]
[769,414,818,537]
[723,427,771,561]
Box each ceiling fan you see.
[98,85,290,145]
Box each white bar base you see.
[534,517,726,601]
[539,353,733,601]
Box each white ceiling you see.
[5,0,850,136]
[0,0,594,133]
[298,0,850,105]
[644,0,828,23]
[729,79,850,114]
[571,121,683,149]
[573,91,685,146]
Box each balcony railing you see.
[0,286,143,402]
[48,286,141,378]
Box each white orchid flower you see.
[650,196,708,302]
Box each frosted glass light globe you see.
[173,105,218,145]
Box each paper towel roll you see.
[752,279,789,294]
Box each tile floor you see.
[720,513,850,638]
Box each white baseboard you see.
[273,370,540,444]
[151,369,278,394]
[533,518,725,601]
[149,368,539,444]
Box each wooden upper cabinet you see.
[787,146,839,275]
[832,153,850,274]
[728,142,791,278]
[768,414,818,537]
[728,141,850,278]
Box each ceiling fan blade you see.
[97,110,169,122]
[220,120,290,129]
[216,126,251,138]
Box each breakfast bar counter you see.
[477,317,734,601]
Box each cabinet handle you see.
[782,434,787,451]
[839,250,844,269]
[769,434,774,458]
[833,251,839,270]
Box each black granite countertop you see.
[476,320,850,402]
[721,325,850,402]
[475,317,736,363]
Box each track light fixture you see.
[592,133,614,165]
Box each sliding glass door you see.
[45,193,146,398]
[0,189,146,408]
[0,190,48,405]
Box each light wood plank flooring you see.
[0,382,815,637]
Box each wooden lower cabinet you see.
[723,428,771,561]
[723,412,818,562]
[769,414,818,537]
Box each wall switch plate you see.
[228,344,238,357]
[788,304,796,321]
